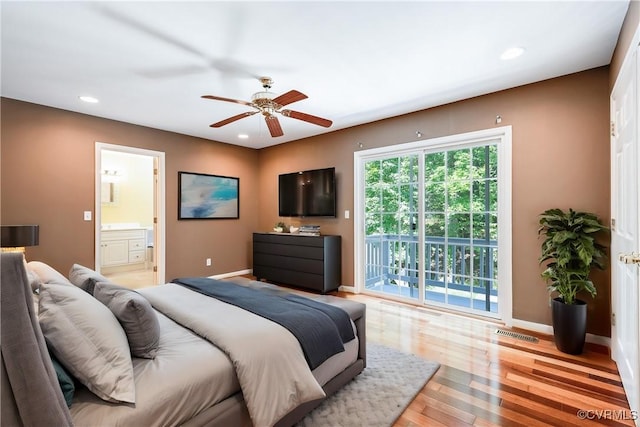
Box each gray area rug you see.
[296,342,440,427]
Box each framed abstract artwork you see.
[178,171,239,219]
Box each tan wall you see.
[1,67,611,336]
[0,99,260,280]
[259,67,612,336]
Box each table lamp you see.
[1,225,39,255]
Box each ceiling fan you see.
[202,77,332,137]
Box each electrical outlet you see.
[206,258,212,267]
[83,211,92,221]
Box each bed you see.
[0,252,366,427]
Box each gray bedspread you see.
[172,277,354,369]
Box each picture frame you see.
[178,171,239,219]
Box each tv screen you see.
[278,167,336,217]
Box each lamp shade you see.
[1,225,39,248]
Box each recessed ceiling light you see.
[79,95,99,103]
[500,47,525,60]
[238,134,249,139]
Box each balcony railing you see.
[365,233,498,312]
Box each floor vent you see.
[495,329,539,343]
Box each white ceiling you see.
[1,1,630,149]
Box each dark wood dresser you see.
[252,232,341,293]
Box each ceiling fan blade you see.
[265,115,284,137]
[272,90,307,107]
[281,110,332,128]
[202,95,254,107]
[210,111,257,128]
[101,7,205,58]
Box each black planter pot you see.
[551,297,587,355]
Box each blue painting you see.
[179,172,239,219]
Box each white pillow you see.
[38,282,136,403]
[26,261,73,286]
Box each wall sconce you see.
[101,169,121,183]
[416,131,422,138]
[1,225,39,255]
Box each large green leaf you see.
[538,208,608,304]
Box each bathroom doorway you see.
[95,143,166,288]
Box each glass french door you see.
[364,155,421,300]
[363,140,501,317]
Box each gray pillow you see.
[68,263,111,294]
[38,283,135,404]
[93,282,160,359]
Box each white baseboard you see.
[210,269,252,280]
[511,318,611,348]
[338,285,356,293]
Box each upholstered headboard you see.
[1,253,72,426]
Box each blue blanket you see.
[171,277,355,370]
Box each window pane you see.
[425,152,445,182]
[399,184,418,213]
[471,213,498,240]
[365,160,381,182]
[472,179,498,212]
[447,181,470,213]
[472,145,498,179]
[381,187,398,212]
[447,213,471,238]
[381,158,398,184]
[447,149,471,181]
[425,213,446,237]
[425,182,445,212]
[381,214,398,234]
[398,156,419,184]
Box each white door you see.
[611,42,640,421]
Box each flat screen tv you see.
[278,167,336,217]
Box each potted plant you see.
[538,208,608,354]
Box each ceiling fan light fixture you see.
[251,91,278,111]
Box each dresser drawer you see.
[129,250,145,263]
[254,253,324,275]
[253,242,324,260]
[128,239,146,251]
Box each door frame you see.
[353,126,513,325]
[94,142,166,284]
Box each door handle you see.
[618,253,640,265]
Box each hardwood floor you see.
[337,292,635,427]
[134,274,633,425]
[103,267,155,289]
